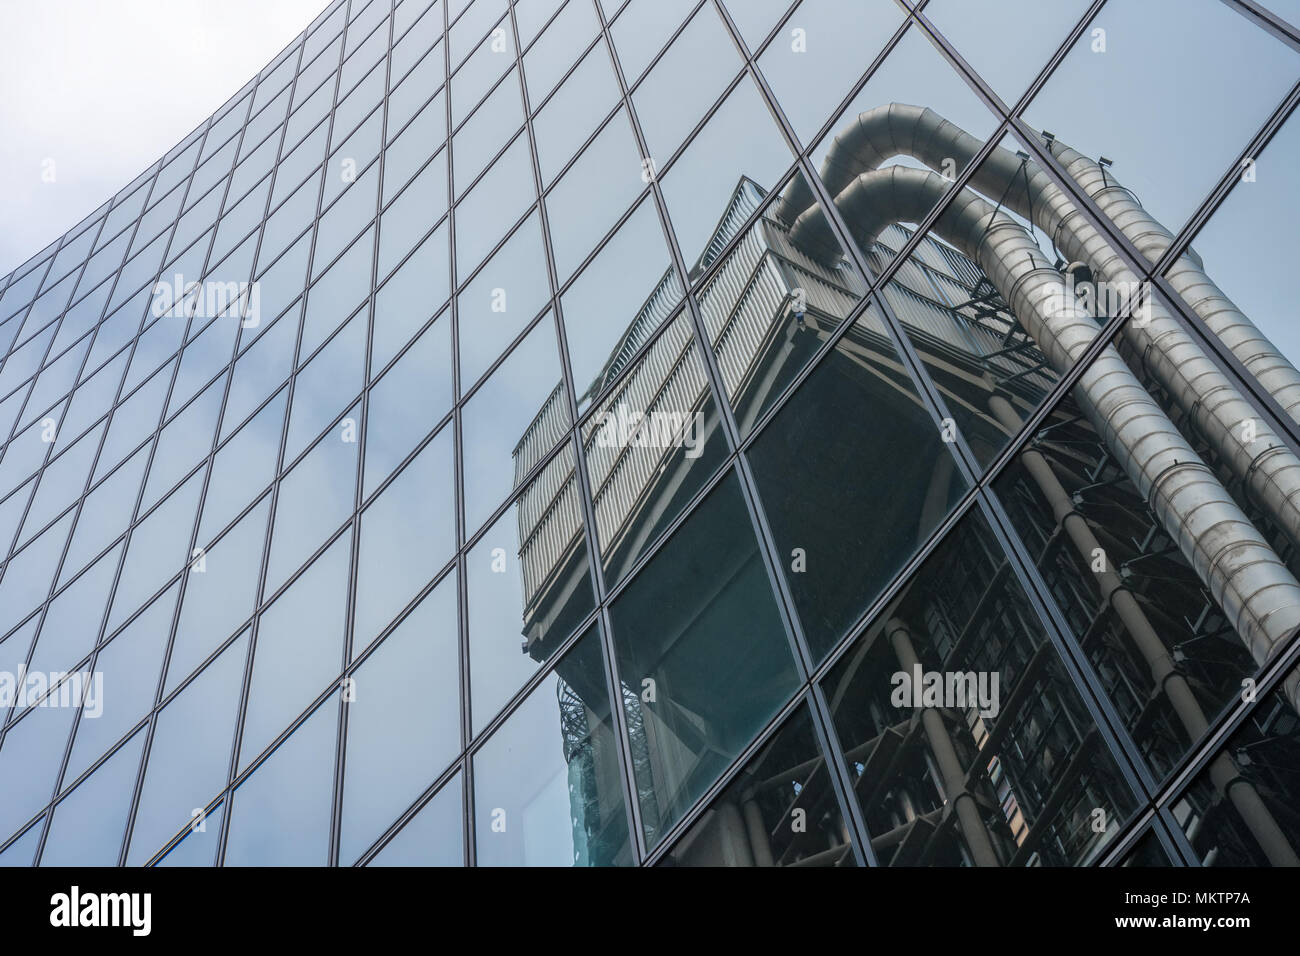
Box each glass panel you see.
[452,134,535,278]
[466,443,594,733]
[25,542,121,683]
[758,0,903,147]
[127,630,249,866]
[364,313,454,495]
[582,309,729,587]
[610,471,800,844]
[264,402,360,594]
[367,774,464,866]
[239,528,351,770]
[285,308,367,462]
[473,623,632,866]
[0,512,74,639]
[353,424,456,653]
[631,3,741,167]
[200,391,285,543]
[452,68,524,194]
[659,76,794,271]
[61,449,148,589]
[373,222,451,371]
[1166,107,1300,374]
[340,572,460,863]
[545,110,644,282]
[0,696,78,844]
[106,470,203,634]
[170,497,271,694]
[300,225,373,358]
[378,151,449,279]
[747,298,966,661]
[923,0,1090,103]
[457,212,550,388]
[521,0,600,106]
[609,0,698,83]
[532,39,621,186]
[560,197,682,408]
[382,93,447,206]
[1025,0,1300,250]
[1172,683,1300,867]
[460,315,568,535]
[821,509,1138,866]
[224,694,337,866]
[65,583,178,782]
[40,730,145,867]
[659,703,855,867]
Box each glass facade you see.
[0,0,1299,868]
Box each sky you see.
[0,0,333,279]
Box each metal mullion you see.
[1222,0,1300,48]
[1154,805,1202,866]
[331,0,397,869]
[509,0,649,864]
[1154,84,1300,274]
[438,0,474,872]
[215,0,357,868]
[807,679,878,866]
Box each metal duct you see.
[777,104,1300,571]
[1043,140,1300,424]
[789,163,1300,710]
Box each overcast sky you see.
[0,0,333,279]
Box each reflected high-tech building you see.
[1,0,1299,868]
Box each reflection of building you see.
[515,102,1300,867]
[3,0,1299,870]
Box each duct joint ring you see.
[1143,456,1215,512]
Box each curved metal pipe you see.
[780,104,1300,574]
[798,164,1300,710]
[1044,140,1300,424]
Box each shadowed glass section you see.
[821,509,1137,866]
[659,703,856,867]
[473,624,632,866]
[610,471,800,846]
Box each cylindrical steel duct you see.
[1043,140,1300,424]
[788,164,1300,710]
[777,106,1300,565]
[988,394,1300,866]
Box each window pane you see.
[610,471,800,845]
[659,703,854,867]
[747,298,966,662]
[466,443,594,733]
[473,624,633,866]
[822,509,1138,866]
